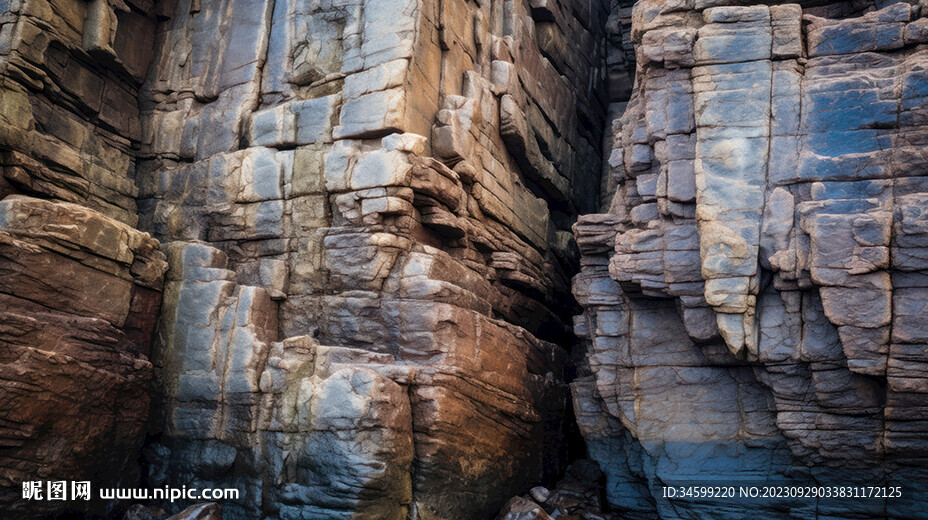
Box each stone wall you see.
[135,0,611,518]
[0,0,612,517]
[573,1,928,518]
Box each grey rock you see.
[571,1,928,518]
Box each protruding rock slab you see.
[0,196,167,518]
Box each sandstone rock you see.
[529,486,550,503]
[495,497,552,520]
[496,460,615,520]
[17,0,928,519]
[0,1,171,516]
[0,198,167,518]
[147,241,414,519]
[130,0,610,517]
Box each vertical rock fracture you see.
[4,0,928,519]
[1,0,610,518]
[573,1,928,519]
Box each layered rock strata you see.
[10,0,928,519]
[0,0,614,517]
[135,0,611,518]
[0,0,168,517]
[573,1,928,519]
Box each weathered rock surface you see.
[0,0,168,516]
[573,1,928,519]
[9,0,928,518]
[134,0,610,518]
[3,0,613,515]
[164,503,222,520]
[123,504,168,520]
[146,241,414,519]
[0,197,167,518]
[121,503,220,520]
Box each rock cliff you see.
[2,0,611,518]
[134,0,610,518]
[572,1,928,518]
[2,0,928,519]
[0,0,168,516]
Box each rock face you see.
[1,0,612,516]
[573,1,928,519]
[134,0,610,518]
[0,0,168,517]
[6,0,928,518]
[0,196,167,519]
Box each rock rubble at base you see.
[496,460,616,520]
[122,503,220,520]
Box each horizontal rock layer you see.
[3,0,618,516]
[12,0,928,518]
[134,0,611,518]
[573,1,928,519]
[0,0,168,516]
[0,196,167,518]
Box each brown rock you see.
[0,198,167,518]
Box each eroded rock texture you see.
[134,0,610,518]
[573,1,928,518]
[0,0,168,517]
[8,0,928,517]
[1,0,614,516]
